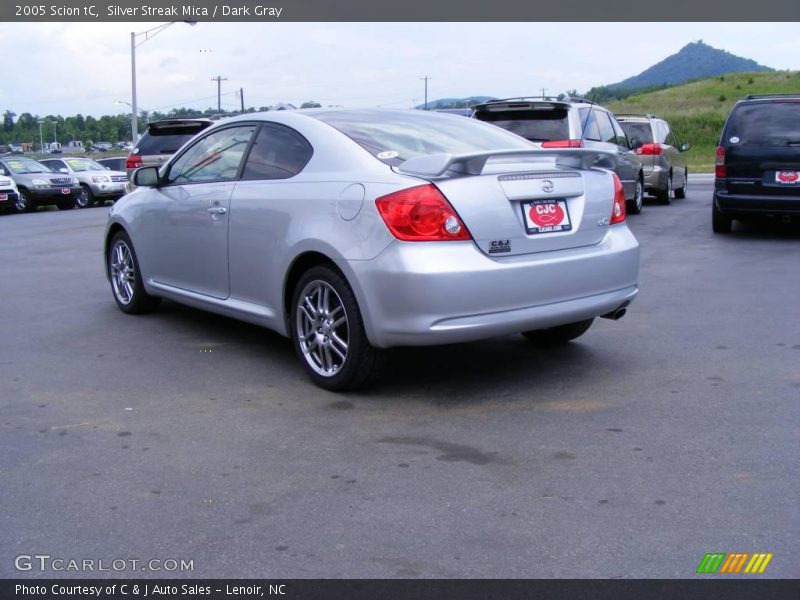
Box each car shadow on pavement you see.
[728,219,800,239]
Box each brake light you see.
[635,143,663,156]
[126,154,142,170]
[541,139,584,148]
[375,184,471,241]
[610,173,626,225]
[715,145,726,178]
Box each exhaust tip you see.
[601,303,629,321]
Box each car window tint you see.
[135,123,212,155]
[727,102,800,146]
[474,108,570,142]
[241,124,313,180]
[596,113,616,144]
[167,126,256,184]
[619,122,653,144]
[578,109,602,142]
[609,116,629,147]
[313,109,531,165]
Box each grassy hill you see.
[607,71,800,172]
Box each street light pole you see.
[130,21,196,144]
[38,120,44,154]
[131,31,137,143]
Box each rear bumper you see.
[0,190,19,207]
[714,189,800,216]
[341,225,640,348]
[643,165,668,191]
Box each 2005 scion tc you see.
[105,109,640,390]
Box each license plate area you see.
[775,170,799,184]
[522,199,572,235]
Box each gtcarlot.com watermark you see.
[14,554,194,573]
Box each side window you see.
[241,124,313,180]
[578,108,601,142]
[654,122,668,144]
[664,124,678,148]
[597,113,617,144]
[610,117,629,148]
[166,125,256,184]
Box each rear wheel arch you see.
[283,251,342,322]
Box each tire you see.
[107,231,161,314]
[674,168,687,199]
[655,173,673,205]
[522,318,594,346]
[627,177,643,214]
[15,188,34,213]
[291,265,385,391]
[76,185,94,208]
[712,201,732,234]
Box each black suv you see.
[713,94,800,233]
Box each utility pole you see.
[420,76,431,110]
[211,75,228,112]
[541,88,547,98]
[239,88,244,113]
[52,121,57,143]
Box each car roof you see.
[738,93,800,103]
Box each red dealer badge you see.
[777,170,799,183]
[529,202,565,227]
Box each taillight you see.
[541,139,584,148]
[375,184,471,241]
[715,146,726,178]
[610,173,626,225]
[635,143,663,156]
[126,154,142,170]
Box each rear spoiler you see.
[397,148,617,178]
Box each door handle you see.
[207,206,227,215]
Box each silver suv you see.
[616,114,690,204]
[40,157,127,208]
[473,96,645,213]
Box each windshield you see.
[65,158,106,172]
[726,101,800,146]
[312,109,532,165]
[3,158,53,174]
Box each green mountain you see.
[587,41,773,103]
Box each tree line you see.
[0,102,324,149]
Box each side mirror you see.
[629,137,643,151]
[132,166,160,187]
[680,142,691,152]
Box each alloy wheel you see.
[110,240,136,305]
[295,280,350,377]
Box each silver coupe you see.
[105,109,639,390]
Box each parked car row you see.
[0,155,127,212]
[470,96,691,214]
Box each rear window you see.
[726,101,800,146]
[134,122,212,155]
[618,121,653,144]
[312,109,531,165]
[473,108,570,142]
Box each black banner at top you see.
[4,0,800,22]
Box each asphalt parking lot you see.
[1,177,798,579]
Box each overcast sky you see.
[0,22,796,119]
